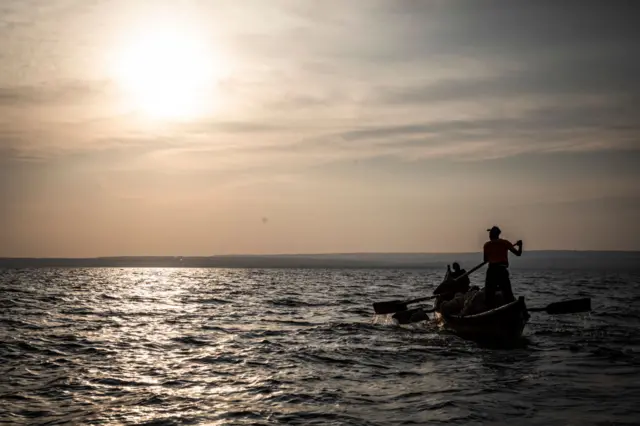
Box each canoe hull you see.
[434,296,530,343]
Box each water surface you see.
[1,268,639,425]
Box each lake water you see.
[1,267,639,425]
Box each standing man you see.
[483,226,523,307]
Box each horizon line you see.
[2,249,640,260]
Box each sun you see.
[113,28,225,120]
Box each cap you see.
[487,226,501,234]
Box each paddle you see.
[528,297,591,315]
[372,261,486,315]
[392,306,435,324]
[393,297,593,326]
[373,295,437,315]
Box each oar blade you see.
[545,297,591,314]
[392,307,429,324]
[373,300,408,315]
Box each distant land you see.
[1,251,639,270]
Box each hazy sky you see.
[1,0,639,257]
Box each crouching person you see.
[433,262,471,309]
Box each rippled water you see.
[1,267,639,425]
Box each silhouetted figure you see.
[449,262,470,292]
[483,226,522,308]
[433,262,471,310]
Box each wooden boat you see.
[434,296,530,343]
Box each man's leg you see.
[499,267,516,303]
[484,267,497,308]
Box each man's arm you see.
[509,240,523,256]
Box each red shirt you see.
[483,238,514,265]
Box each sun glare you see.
[113,27,226,120]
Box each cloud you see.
[339,104,637,144]
[1,0,639,171]
[520,195,640,211]
[182,119,291,135]
[0,80,111,107]
[276,99,639,164]
[0,142,52,163]
[371,58,640,108]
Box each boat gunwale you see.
[438,296,527,322]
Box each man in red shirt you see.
[483,226,523,307]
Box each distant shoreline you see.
[1,250,639,270]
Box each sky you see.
[1,0,639,257]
